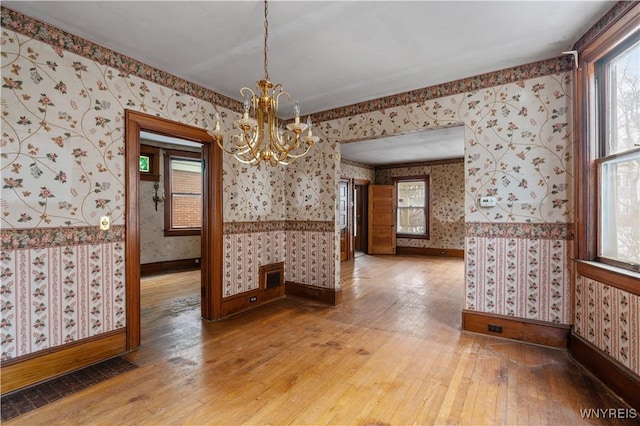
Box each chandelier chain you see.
[263,0,269,81]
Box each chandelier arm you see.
[233,154,259,165]
[241,130,263,161]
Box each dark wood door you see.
[354,182,368,252]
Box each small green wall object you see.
[139,155,150,173]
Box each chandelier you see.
[208,0,319,166]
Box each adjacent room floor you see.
[4,254,634,425]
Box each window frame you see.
[163,149,202,237]
[393,175,430,240]
[575,4,640,285]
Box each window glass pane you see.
[169,157,202,230]
[607,39,640,155]
[599,152,640,265]
[172,194,202,228]
[170,159,202,194]
[397,180,426,235]
[397,181,425,207]
[397,207,425,234]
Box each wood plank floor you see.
[6,254,635,425]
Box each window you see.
[164,149,202,236]
[394,176,429,239]
[596,38,640,271]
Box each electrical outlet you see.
[249,296,258,303]
[488,324,503,333]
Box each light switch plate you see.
[99,216,110,231]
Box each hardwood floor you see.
[7,255,635,425]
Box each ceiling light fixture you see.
[208,0,319,166]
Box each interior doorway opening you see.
[125,110,223,351]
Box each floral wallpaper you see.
[338,160,375,183]
[376,160,465,250]
[575,276,639,376]
[0,30,229,229]
[285,143,338,222]
[223,161,285,222]
[316,73,574,225]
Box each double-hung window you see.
[394,176,430,239]
[596,38,640,271]
[164,149,202,236]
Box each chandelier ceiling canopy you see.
[208,0,319,166]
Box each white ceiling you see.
[3,1,614,165]
[341,126,465,165]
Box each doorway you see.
[353,179,369,256]
[340,177,370,262]
[125,110,223,351]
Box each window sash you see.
[597,149,640,270]
[394,176,429,239]
[164,150,202,236]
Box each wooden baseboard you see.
[285,281,343,306]
[570,333,640,410]
[141,258,200,276]
[396,247,464,258]
[462,310,569,348]
[220,285,285,318]
[1,329,127,395]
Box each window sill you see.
[397,234,430,240]
[576,260,640,296]
[164,229,201,237]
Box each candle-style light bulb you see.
[294,100,301,124]
[243,97,250,119]
[306,116,313,136]
[214,112,221,131]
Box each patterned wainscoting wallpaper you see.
[224,230,285,297]
[222,221,336,296]
[1,229,125,359]
[575,276,640,376]
[465,223,572,324]
[376,160,465,250]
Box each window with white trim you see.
[394,176,430,239]
[164,149,202,236]
[596,38,640,271]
